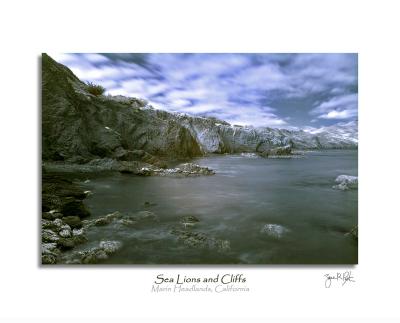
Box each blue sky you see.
[50,53,358,129]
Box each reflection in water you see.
[77,150,358,264]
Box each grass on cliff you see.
[86,82,106,96]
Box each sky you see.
[50,53,358,129]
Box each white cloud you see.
[318,109,358,120]
[311,93,358,120]
[51,53,357,128]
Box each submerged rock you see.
[64,240,123,264]
[82,210,158,229]
[144,201,157,207]
[92,211,122,227]
[99,240,122,254]
[333,175,358,191]
[171,229,230,252]
[260,224,290,238]
[180,215,200,228]
[136,211,158,221]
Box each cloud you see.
[310,93,358,120]
[50,53,358,128]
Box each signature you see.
[324,271,355,288]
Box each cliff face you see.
[42,54,357,163]
[42,54,202,163]
[152,111,358,154]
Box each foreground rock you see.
[333,175,358,191]
[63,240,123,264]
[41,217,89,264]
[41,173,91,264]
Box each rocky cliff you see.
[152,110,358,153]
[42,54,202,163]
[42,54,357,164]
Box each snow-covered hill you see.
[151,110,358,153]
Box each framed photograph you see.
[2,0,400,321]
[41,53,358,265]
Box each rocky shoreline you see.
[42,173,91,264]
[42,165,359,264]
[41,161,218,264]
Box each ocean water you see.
[77,150,358,264]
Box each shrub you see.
[86,82,105,96]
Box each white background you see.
[0,0,399,321]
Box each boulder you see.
[59,229,72,238]
[42,229,59,242]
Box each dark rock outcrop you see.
[42,53,202,164]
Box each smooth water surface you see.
[78,150,358,264]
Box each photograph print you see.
[41,53,358,265]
